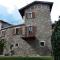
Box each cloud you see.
[0,0,15,13]
[0,0,24,25]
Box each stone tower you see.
[19,1,53,55]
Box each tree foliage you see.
[0,38,6,55]
[51,20,60,60]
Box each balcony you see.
[21,25,37,38]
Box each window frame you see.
[40,41,45,47]
[26,12,32,19]
[25,11,35,19]
[28,26,33,33]
[15,43,19,47]
[16,28,20,35]
[14,27,22,35]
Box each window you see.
[16,28,19,35]
[26,12,35,19]
[15,43,18,47]
[16,28,22,35]
[1,30,5,37]
[26,12,32,19]
[28,26,33,33]
[40,41,45,47]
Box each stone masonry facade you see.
[0,1,53,56]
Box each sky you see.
[0,0,24,25]
[0,0,59,25]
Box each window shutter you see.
[19,28,22,35]
[22,26,25,35]
[32,12,35,18]
[13,28,16,35]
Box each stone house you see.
[0,1,53,56]
[0,20,12,30]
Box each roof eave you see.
[19,1,53,12]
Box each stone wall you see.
[24,3,52,55]
[0,3,52,56]
[0,26,42,56]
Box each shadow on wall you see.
[22,37,51,56]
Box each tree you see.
[51,20,60,60]
[0,39,6,55]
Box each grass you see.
[0,56,54,60]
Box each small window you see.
[26,12,32,19]
[15,43,18,47]
[28,26,32,33]
[15,28,22,35]
[40,41,45,47]
[26,12,35,19]
[16,28,19,35]
[1,30,5,37]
